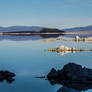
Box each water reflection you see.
[48,79,92,92]
[51,82,92,92]
[47,47,92,55]
[0,34,62,41]
[57,86,80,92]
[47,50,80,55]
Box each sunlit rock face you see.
[58,45,70,51]
[75,36,81,41]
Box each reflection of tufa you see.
[43,38,55,42]
[47,45,92,55]
[59,51,70,55]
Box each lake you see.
[0,35,92,92]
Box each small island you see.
[0,28,65,36]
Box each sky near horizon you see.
[0,0,92,29]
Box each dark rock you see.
[47,63,92,84]
[47,68,58,79]
[0,70,16,83]
[47,63,92,92]
[35,76,45,78]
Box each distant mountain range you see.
[0,26,43,32]
[0,25,91,40]
[63,25,92,32]
[0,25,92,32]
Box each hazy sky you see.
[0,0,92,29]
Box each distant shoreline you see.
[62,31,92,35]
[0,31,92,36]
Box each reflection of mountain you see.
[0,27,65,41]
[0,34,63,41]
[0,35,42,41]
[40,34,62,38]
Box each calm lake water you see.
[0,35,92,92]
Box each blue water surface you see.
[0,36,92,92]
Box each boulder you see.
[0,70,16,83]
[47,63,92,84]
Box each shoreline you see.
[0,31,92,36]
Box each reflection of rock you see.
[0,70,16,83]
[59,51,71,55]
[0,34,62,41]
[47,63,92,91]
[57,86,80,92]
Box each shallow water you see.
[0,36,92,92]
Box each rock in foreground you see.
[47,63,92,85]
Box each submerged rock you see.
[47,63,92,85]
[0,70,16,83]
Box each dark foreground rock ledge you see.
[47,63,92,85]
[0,70,16,83]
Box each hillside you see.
[0,26,43,32]
[63,25,92,32]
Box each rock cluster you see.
[47,63,92,85]
[0,70,16,83]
